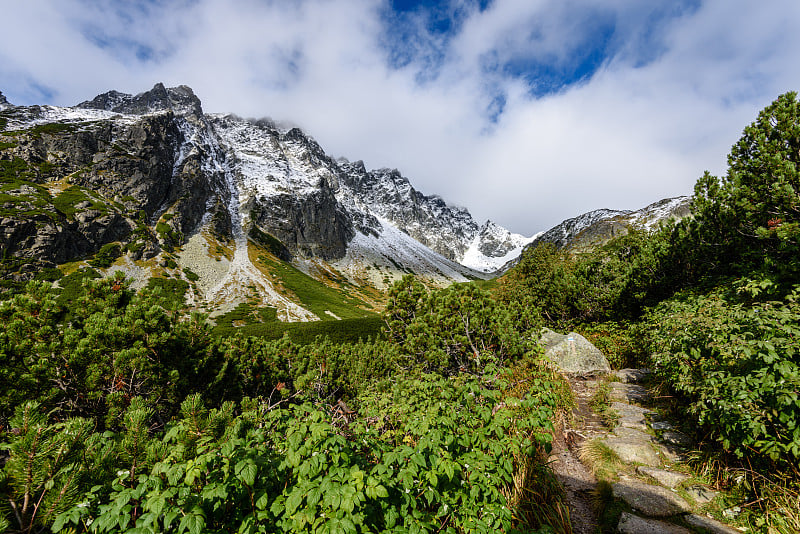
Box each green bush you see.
[182,266,199,281]
[0,277,226,427]
[648,282,800,466]
[385,276,538,374]
[52,369,560,534]
[579,321,648,369]
[213,315,384,345]
[686,91,800,287]
[145,277,188,309]
[88,243,121,268]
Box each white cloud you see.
[1,0,799,234]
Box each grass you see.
[0,164,58,218]
[589,379,620,428]
[29,122,79,136]
[579,439,624,481]
[0,157,35,182]
[682,447,800,533]
[251,248,376,321]
[211,303,278,333]
[52,185,111,218]
[249,226,291,260]
[513,452,574,534]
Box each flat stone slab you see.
[685,514,742,534]
[610,382,652,403]
[686,485,718,505]
[637,466,690,489]
[613,426,656,441]
[604,435,661,467]
[617,512,691,534]
[614,368,652,384]
[613,477,692,517]
[613,402,651,431]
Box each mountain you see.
[0,83,528,319]
[502,196,692,269]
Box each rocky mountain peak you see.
[78,82,203,117]
[522,196,691,256]
[0,90,11,110]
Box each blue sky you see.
[2,0,800,234]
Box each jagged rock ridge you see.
[1,83,528,318]
[505,196,692,269]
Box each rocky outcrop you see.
[0,88,225,276]
[0,83,517,286]
[78,82,204,117]
[252,181,355,260]
[338,162,480,261]
[475,220,525,257]
[0,91,11,110]
[539,328,612,373]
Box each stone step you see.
[685,514,742,534]
[636,466,690,489]
[617,512,691,534]
[612,476,692,517]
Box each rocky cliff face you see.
[0,85,232,276]
[206,111,525,272]
[337,162,479,261]
[1,82,520,316]
[0,91,10,111]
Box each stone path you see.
[551,369,742,534]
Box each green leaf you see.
[285,489,304,516]
[179,512,205,534]
[236,459,258,486]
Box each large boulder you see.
[539,328,611,373]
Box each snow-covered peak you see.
[630,196,692,230]
[460,220,537,273]
[0,102,143,131]
[209,114,338,200]
[508,196,692,267]
[338,165,481,261]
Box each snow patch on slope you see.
[210,115,332,200]
[0,105,144,130]
[460,221,537,272]
[333,218,485,290]
[632,196,692,230]
[461,232,540,272]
